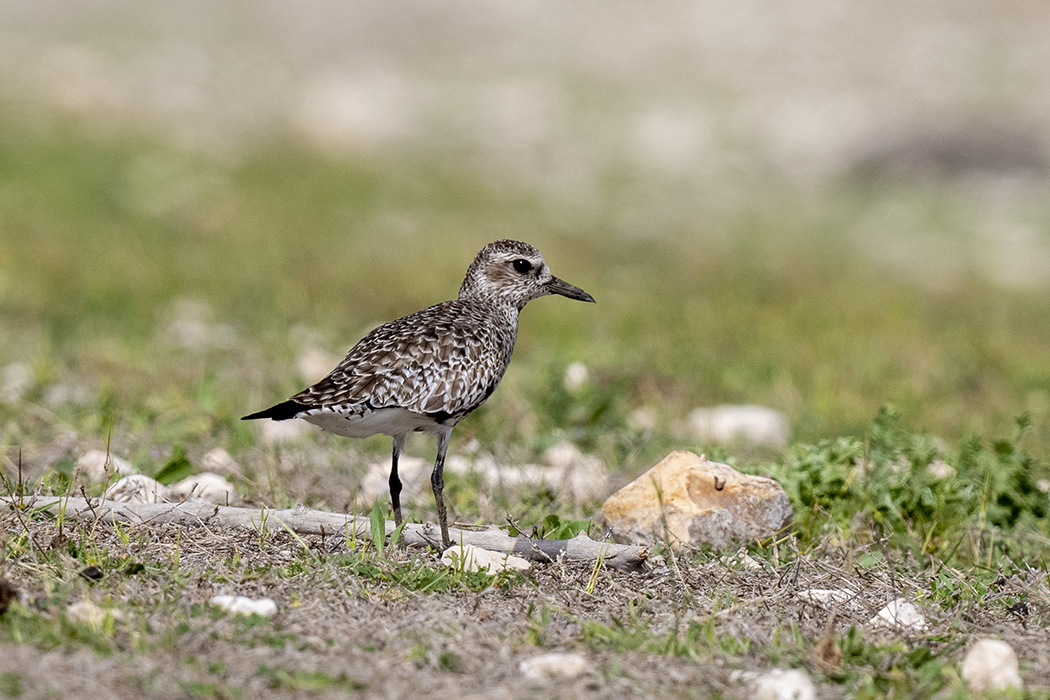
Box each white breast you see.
[301,406,442,439]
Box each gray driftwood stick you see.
[3,496,648,572]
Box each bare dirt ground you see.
[4,509,1050,699]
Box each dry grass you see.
[3,496,1050,698]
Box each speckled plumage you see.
[292,299,517,427]
[243,239,595,547]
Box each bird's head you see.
[458,240,596,310]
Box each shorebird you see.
[243,240,595,548]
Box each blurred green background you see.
[2,1,1050,482]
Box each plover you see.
[243,240,595,548]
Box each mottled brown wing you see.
[291,301,514,420]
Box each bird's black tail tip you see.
[241,400,312,421]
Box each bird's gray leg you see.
[389,434,407,528]
[431,428,453,549]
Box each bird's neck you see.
[458,290,527,313]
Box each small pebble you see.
[961,639,1023,692]
[441,544,531,573]
[728,548,764,570]
[520,652,588,681]
[752,669,816,700]
[209,595,278,618]
[869,598,927,632]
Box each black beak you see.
[546,276,596,303]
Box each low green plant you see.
[767,406,1050,564]
[0,600,118,656]
[154,447,193,485]
[368,502,387,556]
[256,664,364,692]
[0,671,23,698]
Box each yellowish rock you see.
[600,451,791,550]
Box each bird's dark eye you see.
[512,259,533,274]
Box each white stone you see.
[961,639,1023,692]
[520,652,588,681]
[168,472,236,504]
[562,361,590,391]
[209,595,278,618]
[727,547,765,570]
[752,669,816,700]
[799,588,855,606]
[76,450,138,482]
[441,543,531,573]
[685,405,789,447]
[926,460,955,479]
[104,474,168,503]
[869,598,927,632]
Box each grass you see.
[4,109,1050,462]
[257,664,365,692]
[2,105,1050,697]
[766,406,1050,566]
